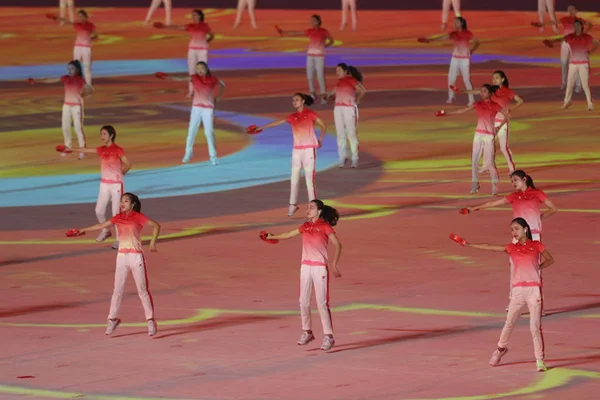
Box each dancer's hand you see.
[150,241,158,252]
[331,265,342,278]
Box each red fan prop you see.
[246,125,263,135]
[449,233,467,247]
[417,37,430,43]
[66,229,84,237]
[435,110,446,117]
[155,72,168,79]
[259,231,279,244]
[153,21,165,28]
[56,145,73,153]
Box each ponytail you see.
[482,83,498,95]
[511,170,536,189]
[337,63,363,82]
[311,199,340,227]
[294,92,314,107]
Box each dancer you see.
[545,20,598,110]
[35,60,92,159]
[159,63,225,164]
[323,63,366,168]
[64,125,132,249]
[144,0,172,26]
[450,217,554,371]
[248,93,327,217]
[278,15,335,101]
[153,9,214,85]
[463,170,558,313]
[233,0,257,29]
[453,70,524,175]
[52,10,96,86]
[71,193,160,336]
[533,6,592,90]
[340,0,357,31]
[536,0,559,33]
[263,199,343,351]
[436,84,508,195]
[441,0,461,31]
[59,0,75,23]
[418,17,479,105]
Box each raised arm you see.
[120,155,132,175]
[468,197,508,212]
[539,249,554,270]
[146,218,161,252]
[256,119,287,132]
[355,82,367,105]
[79,220,113,234]
[467,243,507,252]
[267,228,301,240]
[328,232,343,277]
[314,117,327,147]
[541,198,558,220]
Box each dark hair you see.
[78,10,88,18]
[122,193,142,213]
[68,60,84,77]
[100,125,117,142]
[511,217,533,240]
[311,14,322,26]
[456,17,467,30]
[573,19,584,28]
[510,170,536,189]
[337,63,363,82]
[311,200,339,226]
[193,9,205,21]
[482,84,498,95]
[293,92,314,107]
[196,61,211,76]
[493,70,509,88]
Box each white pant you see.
[290,148,317,205]
[448,57,474,104]
[472,133,498,183]
[299,265,333,335]
[340,0,357,30]
[560,41,581,90]
[96,182,123,239]
[108,253,154,320]
[495,118,516,174]
[499,286,544,360]
[441,0,461,23]
[564,63,592,105]
[73,46,92,86]
[186,106,217,159]
[61,104,86,148]
[334,105,359,163]
[306,56,326,95]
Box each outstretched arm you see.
[146,218,161,252]
[162,24,186,31]
[69,147,98,154]
[78,220,113,234]
[256,119,287,131]
[445,104,475,116]
[37,78,62,84]
[467,243,507,252]
[541,198,558,220]
[468,197,508,212]
[426,33,450,42]
[267,229,301,240]
[279,29,305,37]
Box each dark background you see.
[5,0,599,11]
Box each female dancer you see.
[453,70,524,175]
[533,5,592,90]
[250,93,327,217]
[59,0,75,24]
[72,193,160,337]
[144,0,172,26]
[546,20,598,111]
[233,0,257,29]
[450,217,554,371]
[323,63,366,168]
[36,60,92,159]
[419,17,479,106]
[65,125,132,249]
[279,15,335,101]
[154,9,214,84]
[464,170,558,313]
[437,84,508,195]
[161,62,225,164]
[340,0,357,32]
[52,10,97,86]
[264,199,343,351]
[441,0,461,31]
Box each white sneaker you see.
[588,103,594,111]
[338,159,346,168]
[182,154,191,163]
[287,204,299,217]
[210,157,219,165]
[111,241,119,250]
[489,348,508,366]
[60,152,69,157]
[320,336,335,351]
[470,182,480,194]
[78,153,85,160]
[536,359,548,372]
[147,319,157,336]
[105,318,120,335]
[492,182,497,196]
[297,331,315,345]
[96,230,111,242]
[351,160,358,169]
